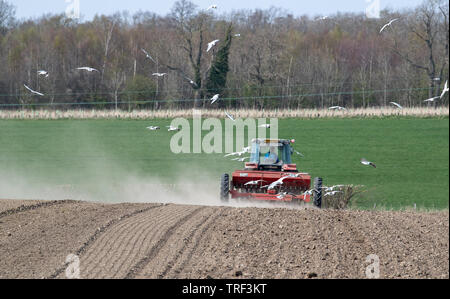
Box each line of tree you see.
[0,0,448,110]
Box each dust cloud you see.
[0,168,307,210]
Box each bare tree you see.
[0,0,15,34]
[391,0,449,99]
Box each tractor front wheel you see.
[220,174,230,202]
[313,177,323,208]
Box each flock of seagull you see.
[241,174,351,200]
[22,9,448,113]
[24,67,101,96]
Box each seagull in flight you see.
[259,124,271,128]
[141,49,156,63]
[76,67,100,73]
[293,149,304,157]
[262,176,291,190]
[167,126,181,132]
[37,70,49,78]
[232,157,249,162]
[234,34,241,37]
[24,84,44,96]
[329,106,347,111]
[440,80,449,99]
[224,148,248,157]
[207,40,220,52]
[225,112,235,121]
[206,4,218,10]
[146,126,160,131]
[361,158,376,168]
[324,191,343,197]
[244,180,266,186]
[184,76,198,87]
[380,18,399,33]
[322,185,345,192]
[390,102,403,109]
[315,16,329,21]
[152,73,167,77]
[424,97,439,102]
[210,94,220,104]
[276,192,289,200]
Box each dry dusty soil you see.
[0,199,448,279]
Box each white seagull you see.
[37,70,49,77]
[293,149,304,157]
[380,18,399,33]
[424,97,439,102]
[315,16,329,21]
[234,34,241,37]
[324,191,343,197]
[262,176,291,190]
[76,67,99,73]
[141,48,156,63]
[206,5,218,10]
[184,76,198,87]
[360,158,376,168]
[207,40,220,52]
[232,157,249,162]
[225,112,235,121]
[259,124,271,128]
[24,84,44,96]
[224,147,249,158]
[390,102,403,109]
[276,192,288,200]
[167,126,180,132]
[146,126,160,131]
[329,106,347,111]
[244,180,266,186]
[152,73,167,77]
[440,80,449,99]
[322,185,345,192]
[210,94,220,104]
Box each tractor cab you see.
[246,139,297,172]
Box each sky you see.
[11,0,425,21]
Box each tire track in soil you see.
[0,200,74,220]
[70,204,202,278]
[165,208,224,279]
[84,205,193,278]
[97,207,180,278]
[137,207,224,279]
[124,206,205,279]
[48,203,163,279]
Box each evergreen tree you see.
[205,24,233,99]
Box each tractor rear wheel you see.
[220,174,230,202]
[313,177,323,208]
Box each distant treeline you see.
[0,0,448,110]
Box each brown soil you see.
[0,199,448,279]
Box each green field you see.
[0,117,448,209]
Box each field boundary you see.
[0,107,448,120]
